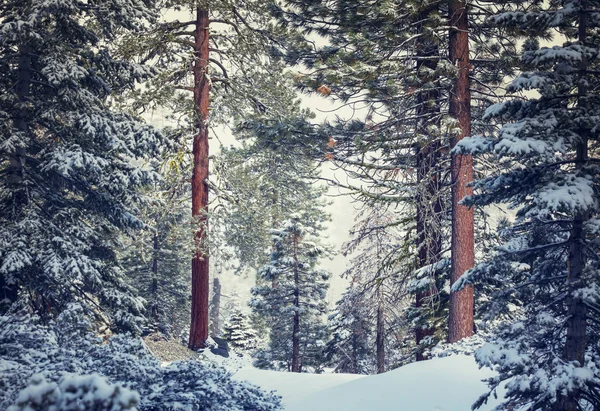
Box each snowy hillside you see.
[233,355,506,411]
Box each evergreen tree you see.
[340,205,415,370]
[250,216,330,373]
[325,287,374,374]
[0,0,164,331]
[119,0,310,350]
[213,141,326,274]
[213,127,331,369]
[223,309,258,353]
[455,1,600,409]
[270,0,517,355]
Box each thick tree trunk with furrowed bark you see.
[448,0,474,343]
[188,8,211,351]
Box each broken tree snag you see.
[189,7,211,351]
[448,0,474,343]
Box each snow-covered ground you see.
[232,355,507,411]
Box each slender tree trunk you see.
[291,234,301,373]
[415,5,442,359]
[376,285,385,373]
[556,6,588,410]
[189,8,211,351]
[352,332,358,374]
[448,0,474,343]
[415,139,442,360]
[151,230,159,328]
[210,277,221,337]
[1,44,32,312]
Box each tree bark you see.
[448,0,474,343]
[188,8,211,351]
[210,277,221,337]
[291,233,301,372]
[556,5,588,410]
[376,285,385,373]
[415,4,442,359]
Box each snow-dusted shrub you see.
[428,333,488,358]
[0,305,282,410]
[8,374,138,411]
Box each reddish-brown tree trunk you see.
[448,0,474,343]
[188,8,211,351]
[556,6,588,410]
[291,234,301,372]
[415,5,442,360]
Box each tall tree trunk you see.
[415,4,442,359]
[448,0,474,343]
[210,277,221,337]
[556,6,588,410]
[291,233,301,373]
[376,285,385,373]
[1,44,32,312]
[189,8,211,351]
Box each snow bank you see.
[233,368,363,405]
[233,355,506,411]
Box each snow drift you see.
[234,355,506,411]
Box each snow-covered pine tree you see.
[339,205,414,371]
[223,309,258,353]
[325,287,374,374]
[271,0,517,356]
[0,0,164,331]
[214,140,327,274]
[118,0,313,350]
[214,130,331,367]
[455,1,600,409]
[273,0,455,359]
[250,216,330,373]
